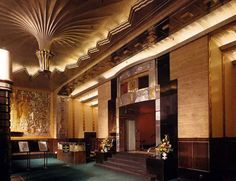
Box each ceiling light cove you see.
[67,0,236,95]
[78,89,98,102]
[87,99,98,107]
[102,0,236,80]
[71,80,98,97]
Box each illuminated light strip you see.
[69,1,236,96]
[71,80,98,96]
[102,0,236,79]
[80,55,90,61]
[88,48,99,54]
[98,39,110,46]
[110,22,131,35]
[78,89,98,102]
[87,99,98,107]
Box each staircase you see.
[95,152,153,179]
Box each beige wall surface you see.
[170,36,209,138]
[223,53,236,137]
[98,81,111,138]
[209,39,224,137]
[66,98,98,138]
[57,97,98,139]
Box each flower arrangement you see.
[100,137,112,152]
[155,134,173,159]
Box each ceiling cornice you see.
[57,0,191,94]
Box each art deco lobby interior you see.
[0,0,236,181]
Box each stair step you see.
[113,154,148,162]
[104,160,146,173]
[96,152,151,179]
[108,157,146,169]
[95,163,151,180]
[117,152,148,158]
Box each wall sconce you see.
[0,49,12,90]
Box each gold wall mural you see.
[10,88,51,136]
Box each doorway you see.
[119,100,156,152]
[125,120,136,151]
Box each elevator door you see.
[125,120,136,151]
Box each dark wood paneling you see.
[179,138,236,180]
[178,168,210,181]
[178,138,209,171]
[178,141,192,169]
[193,142,209,171]
[158,54,178,177]
[157,54,170,85]
[108,100,116,134]
[111,78,117,99]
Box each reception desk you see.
[57,142,86,164]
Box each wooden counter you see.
[57,150,86,164]
[57,142,86,164]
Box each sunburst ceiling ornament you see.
[0,0,135,74]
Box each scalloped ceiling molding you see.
[71,0,236,96]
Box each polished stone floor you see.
[12,158,192,181]
[12,158,146,181]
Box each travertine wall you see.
[170,36,209,138]
[224,53,236,137]
[98,81,111,138]
[57,97,98,138]
[209,39,224,137]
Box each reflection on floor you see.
[12,158,191,181]
[12,158,145,181]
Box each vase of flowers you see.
[100,138,112,153]
[155,134,173,160]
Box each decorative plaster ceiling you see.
[1,0,228,91]
[0,0,136,75]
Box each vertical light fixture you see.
[0,48,12,181]
[36,49,54,72]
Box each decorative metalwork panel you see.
[118,59,158,107]
[119,86,159,107]
[119,61,151,81]
[10,88,51,136]
[57,96,68,139]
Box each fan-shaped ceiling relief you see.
[0,0,136,75]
